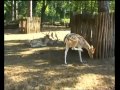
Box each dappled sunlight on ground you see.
[75,74,114,90]
[4,29,115,90]
[5,66,31,83]
[4,61,115,89]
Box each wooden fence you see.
[71,12,115,59]
[19,17,41,34]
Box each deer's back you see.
[64,33,85,48]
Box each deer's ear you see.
[91,45,93,48]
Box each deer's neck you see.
[83,40,91,52]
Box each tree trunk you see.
[94,1,114,59]
[41,0,47,28]
[98,1,109,13]
[12,0,15,21]
[32,1,37,16]
[14,1,18,20]
[30,0,32,18]
[28,0,32,18]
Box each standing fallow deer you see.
[64,33,95,64]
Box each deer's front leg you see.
[78,50,83,63]
[65,46,69,64]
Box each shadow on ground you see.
[4,40,115,90]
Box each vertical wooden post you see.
[30,0,32,18]
[12,0,15,21]
[16,1,18,20]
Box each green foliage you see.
[4,1,11,14]
[36,1,42,16]
[109,1,115,12]
[61,18,70,23]
[4,1,12,21]
[18,1,28,18]
[46,4,56,17]
[4,0,115,22]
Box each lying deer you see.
[29,34,51,47]
[64,33,95,64]
[29,31,60,47]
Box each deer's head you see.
[88,45,95,59]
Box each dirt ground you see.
[4,27,115,90]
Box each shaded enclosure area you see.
[4,28,115,90]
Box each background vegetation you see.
[4,0,115,24]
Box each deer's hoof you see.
[65,63,67,65]
[80,61,87,64]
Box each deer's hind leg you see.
[64,45,69,64]
[78,50,83,63]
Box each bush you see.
[61,18,70,23]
